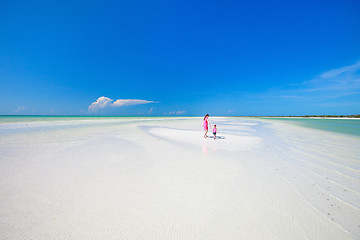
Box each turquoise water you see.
[0,115,189,135]
[0,115,154,123]
[262,117,360,137]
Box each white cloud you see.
[319,61,360,79]
[168,110,186,115]
[89,96,155,112]
[113,99,154,107]
[255,60,360,102]
[304,60,360,94]
[13,106,35,114]
[14,106,25,113]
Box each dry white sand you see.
[0,117,359,239]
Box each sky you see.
[1,0,359,116]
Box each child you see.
[212,125,217,139]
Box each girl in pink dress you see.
[212,125,217,139]
[203,114,210,138]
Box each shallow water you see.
[260,117,360,137]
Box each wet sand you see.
[0,117,359,239]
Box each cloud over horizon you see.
[88,96,155,112]
[14,106,25,113]
[168,110,186,115]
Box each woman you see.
[203,114,210,138]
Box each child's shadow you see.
[214,136,226,139]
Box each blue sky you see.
[1,0,359,116]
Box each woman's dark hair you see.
[204,114,209,120]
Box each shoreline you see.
[1,115,359,118]
[257,116,360,120]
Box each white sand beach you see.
[0,117,359,239]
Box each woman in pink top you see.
[203,114,210,138]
